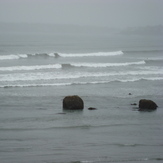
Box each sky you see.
[0,0,162,28]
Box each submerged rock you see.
[131,103,137,106]
[54,53,60,58]
[63,95,84,110]
[139,99,158,111]
[88,107,97,110]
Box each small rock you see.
[88,107,97,110]
[56,112,66,114]
[131,103,137,106]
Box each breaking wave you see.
[58,51,123,57]
[0,51,123,60]
[0,54,27,60]
[145,57,163,62]
[1,77,163,88]
[0,61,145,71]
[69,61,145,68]
[1,70,163,82]
[0,53,59,60]
[0,64,61,71]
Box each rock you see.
[54,53,60,58]
[131,103,137,106]
[129,93,132,95]
[139,99,158,111]
[63,95,84,110]
[88,107,97,110]
[56,112,66,114]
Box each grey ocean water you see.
[0,25,163,163]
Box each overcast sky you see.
[0,0,162,28]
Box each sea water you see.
[0,27,163,163]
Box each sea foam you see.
[70,60,145,68]
[0,61,145,71]
[0,64,62,71]
[0,54,20,60]
[1,77,163,88]
[58,51,123,57]
[0,51,123,60]
[1,70,163,82]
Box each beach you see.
[0,28,163,163]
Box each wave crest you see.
[0,64,61,71]
[0,51,123,60]
[0,60,146,71]
[0,53,59,60]
[1,77,163,88]
[70,61,145,68]
[59,51,123,57]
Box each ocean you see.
[0,26,163,163]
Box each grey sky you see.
[0,0,162,28]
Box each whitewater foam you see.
[48,53,55,57]
[0,53,54,60]
[1,70,163,82]
[0,54,30,60]
[0,51,123,60]
[0,72,82,81]
[70,61,145,68]
[145,57,163,61]
[0,60,146,71]
[0,64,61,71]
[1,77,163,88]
[58,51,123,57]
[0,54,20,60]
[17,54,28,58]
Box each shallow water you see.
[0,87,163,163]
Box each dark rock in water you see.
[56,112,66,114]
[139,99,158,111]
[131,103,137,106]
[54,53,60,58]
[129,93,132,95]
[63,95,84,110]
[88,107,97,110]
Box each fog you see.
[0,0,162,28]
